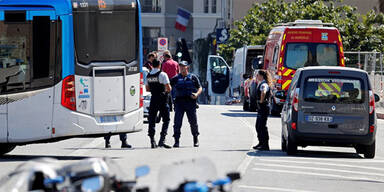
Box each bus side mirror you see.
[374,94,380,102]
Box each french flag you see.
[175,8,191,32]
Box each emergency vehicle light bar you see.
[275,20,334,27]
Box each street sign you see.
[158,37,168,51]
[216,28,229,44]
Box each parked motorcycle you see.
[0,157,149,192]
[157,157,241,192]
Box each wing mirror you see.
[374,94,380,103]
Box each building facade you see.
[139,0,231,55]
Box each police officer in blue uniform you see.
[146,59,172,149]
[171,61,202,148]
[253,70,272,151]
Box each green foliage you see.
[219,0,384,64]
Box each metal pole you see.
[381,53,383,96]
[358,51,361,69]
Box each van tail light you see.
[292,88,299,112]
[291,122,297,130]
[369,125,375,133]
[61,75,76,111]
[140,72,144,108]
[369,90,375,114]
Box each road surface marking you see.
[257,159,384,172]
[252,168,384,183]
[254,162,384,177]
[269,156,384,163]
[238,185,316,192]
[236,117,257,175]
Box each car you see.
[143,90,151,119]
[280,66,380,158]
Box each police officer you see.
[171,61,202,148]
[253,70,272,151]
[104,134,131,149]
[146,59,172,149]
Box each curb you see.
[377,113,384,120]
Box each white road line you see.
[257,159,384,172]
[254,162,384,177]
[269,156,384,163]
[236,117,257,175]
[252,168,384,183]
[238,185,316,192]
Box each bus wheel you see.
[0,144,16,156]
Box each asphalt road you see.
[0,105,383,192]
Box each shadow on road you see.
[0,154,91,162]
[221,112,257,118]
[247,149,363,159]
[222,110,281,119]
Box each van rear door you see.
[298,70,369,135]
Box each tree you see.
[219,0,384,64]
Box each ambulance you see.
[262,20,345,115]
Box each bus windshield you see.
[72,0,138,65]
[285,43,338,69]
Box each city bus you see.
[0,0,144,155]
[262,20,345,115]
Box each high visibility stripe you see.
[331,83,341,92]
[338,35,342,43]
[281,45,284,52]
[283,69,293,76]
[283,34,286,41]
[341,58,345,66]
[282,80,292,90]
[340,46,343,53]
[322,83,334,93]
[280,57,283,64]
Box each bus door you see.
[206,55,230,105]
[0,9,58,142]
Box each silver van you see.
[280,67,380,158]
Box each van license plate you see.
[100,116,118,123]
[306,116,333,123]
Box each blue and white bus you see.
[0,0,144,155]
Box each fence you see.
[344,52,384,99]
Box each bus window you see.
[0,14,57,94]
[0,17,32,94]
[73,0,138,65]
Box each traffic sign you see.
[158,37,168,51]
[216,28,229,44]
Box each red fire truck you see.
[262,20,345,115]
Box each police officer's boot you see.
[193,136,199,147]
[150,136,157,149]
[121,140,132,149]
[173,138,180,148]
[158,136,172,149]
[105,141,111,149]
